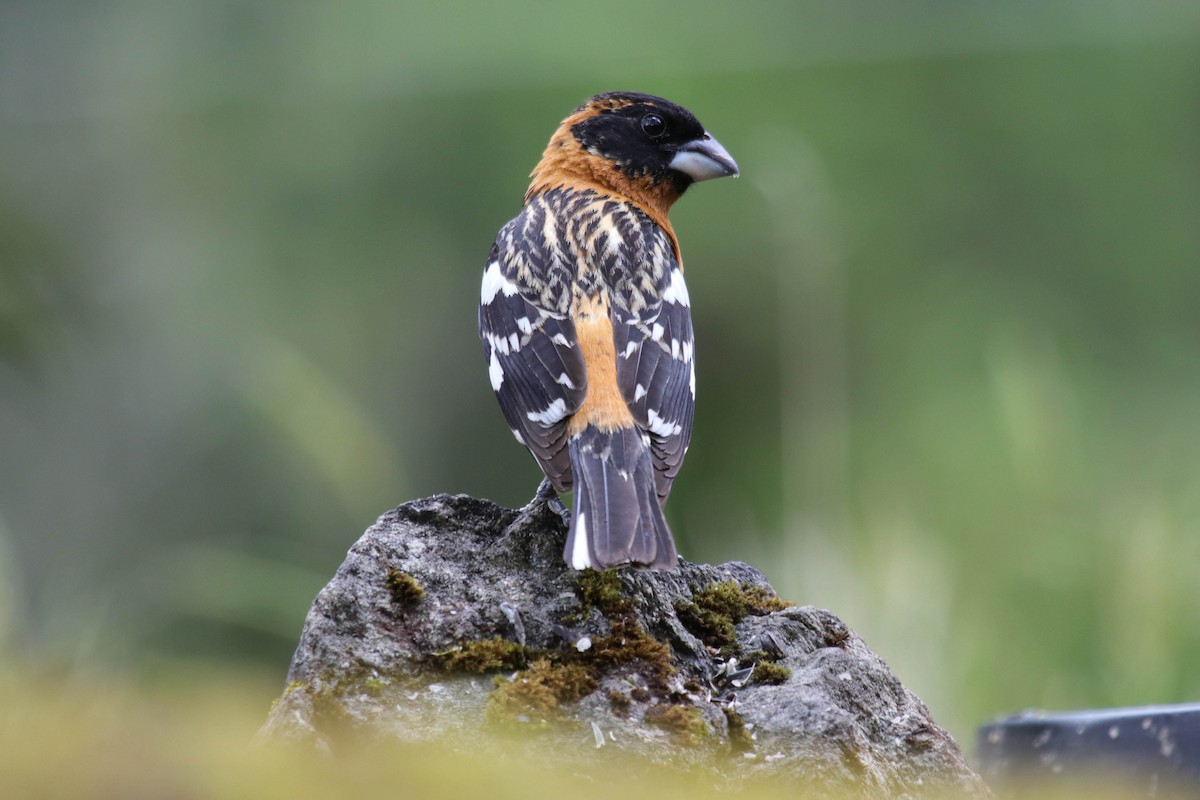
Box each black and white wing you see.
[478,217,587,492]
[613,261,696,504]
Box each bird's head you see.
[527,92,738,216]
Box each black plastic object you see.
[976,703,1200,797]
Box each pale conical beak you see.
[669,133,739,182]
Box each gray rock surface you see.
[261,493,988,798]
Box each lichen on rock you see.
[260,493,989,798]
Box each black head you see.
[569,92,738,191]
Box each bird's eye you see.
[640,113,667,139]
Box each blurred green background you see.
[2,0,1199,750]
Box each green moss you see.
[431,636,529,673]
[385,570,425,606]
[473,569,689,726]
[606,689,631,716]
[674,599,737,653]
[590,618,676,692]
[573,568,632,618]
[643,704,710,745]
[675,581,792,655]
[722,706,754,753]
[487,658,597,725]
[480,608,674,726]
[741,648,791,684]
[695,581,791,618]
[752,661,791,685]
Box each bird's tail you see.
[564,425,677,571]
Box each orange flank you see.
[567,294,635,435]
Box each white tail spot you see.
[571,512,593,569]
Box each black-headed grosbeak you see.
[479,92,738,570]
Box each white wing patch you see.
[485,332,517,356]
[526,397,568,425]
[660,269,691,307]
[647,409,683,438]
[488,351,504,390]
[481,260,519,303]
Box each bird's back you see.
[479,91,737,570]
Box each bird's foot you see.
[505,477,569,536]
[547,495,570,525]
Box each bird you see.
[478,91,738,571]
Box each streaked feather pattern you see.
[479,91,736,570]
